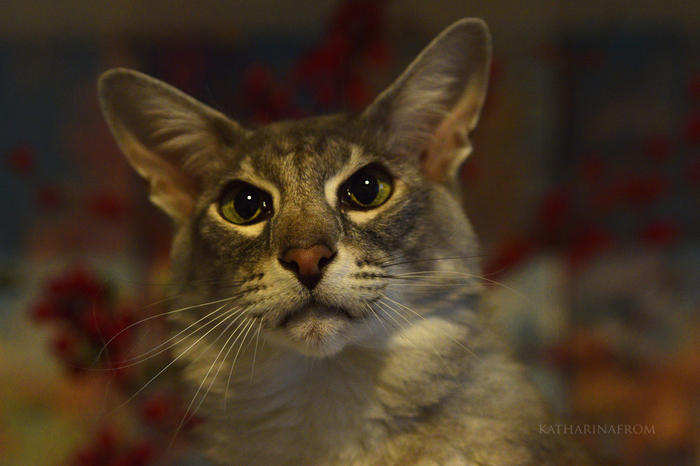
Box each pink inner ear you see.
[421,85,486,183]
[422,117,470,183]
[149,172,198,222]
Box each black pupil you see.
[349,171,378,205]
[235,186,262,220]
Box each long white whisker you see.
[109,302,242,415]
[376,299,459,380]
[389,271,534,305]
[172,310,252,445]
[373,300,416,343]
[381,254,485,269]
[93,300,240,370]
[365,303,390,336]
[249,319,263,385]
[95,292,248,364]
[379,294,482,362]
[376,234,453,267]
[225,317,258,409]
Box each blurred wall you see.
[1,0,699,41]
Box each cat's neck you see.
[177,314,481,465]
[176,311,479,417]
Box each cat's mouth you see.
[278,304,354,328]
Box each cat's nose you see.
[279,244,335,290]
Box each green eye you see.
[220,182,272,225]
[342,166,393,209]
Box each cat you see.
[98,18,591,466]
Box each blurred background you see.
[1,1,699,465]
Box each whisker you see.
[103,273,250,289]
[388,271,534,305]
[172,311,252,444]
[370,304,401,335]
[381,253,487,269]
[225,317,258,409]
[92,299,242,370]
[109,302,243,415]
[373,300,416,343]
[375,234,453,267]
[249,319,263,385]
[365,303,391,337]
[379,294,482,363]
[375,299,459,380]
[94,290,253,365]
[360,313,374,337]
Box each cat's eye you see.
[219,182,272,225]
[341,166,393,210]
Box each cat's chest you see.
[190,350,393,465]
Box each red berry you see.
[35,185,64,210]
[314,81,337,107]
[687,72,700,101]
[66,267,104,300]
[7,145,35,175]
[686,158,700,187]
[52,331,75,358]
[129,440,158,465]
[267,86,293,114]
[367,40,392,67]
[623,174,669,206]
[345,76,371,111]
[577,153,607,182]
[105,360,133,384]
[96,426,119,452]
[685,113,700,145]
[81,309,106,339]
[104,317,133,351]
[252,110,273,125]
[74,448,100,466]
[538,187,574,236]
[640,220,681,246]
[643,134,673,162]
[569,225,615,267]
[243,63,273,96]
[89,192,128,221]
[141,394,171,424]
[30,300,56,323]
[483,237,535,277]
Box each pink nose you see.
[280,244,335,290]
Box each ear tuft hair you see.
[98,69,245,222]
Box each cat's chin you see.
[270,305,354,358]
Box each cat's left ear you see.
[362,19,491,185]
[98,69,246,223]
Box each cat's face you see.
[171,118,459,357]
[98,19,491,357]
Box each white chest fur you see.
[189,350,386,465]
[177,317,469,466]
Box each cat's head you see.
[98,19,490,358]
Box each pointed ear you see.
[363,19,491,185]
[98,69,245,223]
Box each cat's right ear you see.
[98,69,245,223]
[362,19,491,186]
